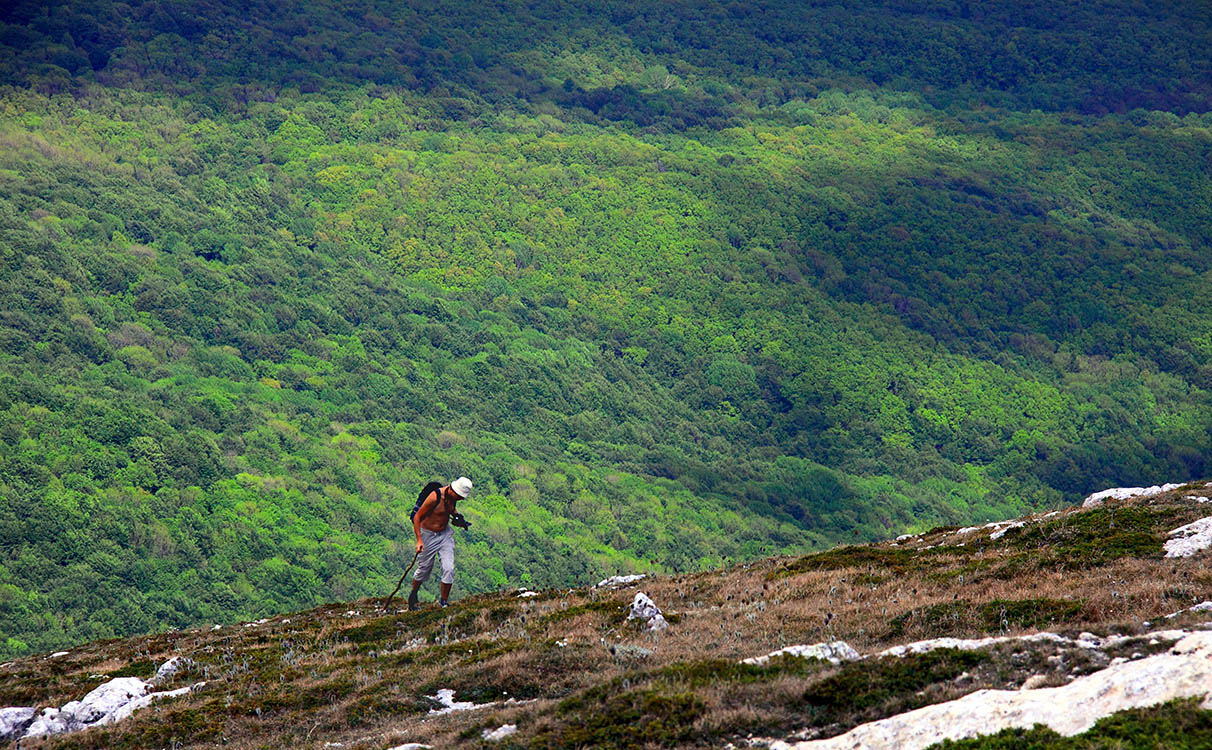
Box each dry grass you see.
[5,485,1212,749]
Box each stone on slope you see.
[1082,484,1182,508]
[876,632,1069,658]
[427,688,497,715]
[627,592,668,631]
[482,723,518,740]
[596,574,647,588]
[742,642,860,666]
[3,659,204,740]
[769,631,1212,750]
[0,707,36,741]
[1164,516,1212,558]
[155,656,190,681]
[990,522,1025,540]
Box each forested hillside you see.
[0,0,1210,657]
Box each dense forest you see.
[0,0,1209,657]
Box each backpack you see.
[409,480,445,523]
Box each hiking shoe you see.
[407,590,419,611]
[439,599,449,608]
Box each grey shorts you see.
[414,526,455,585]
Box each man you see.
[408,476,472,610]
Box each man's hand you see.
[415,539,424,554]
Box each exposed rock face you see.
[627,592,668,631]
[990,521,1024,540]
[1162,601,1212,620]
[1082,483,1182,507]
[770,632,1212,750]
[596,574,647,588]
[1164,516,1212,558]
[876,632,1070,658]
[482,723,518,740]
[0,707,36,741]
[155,656,191,681]
[0,660,203,742]
[742,642,860,666]
[428,688,490,715]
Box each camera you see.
[450,512,471,529]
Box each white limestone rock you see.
[742,641,860,666]
[990,522,1025,540]
[8,659,204,740]
[766,631,1212,750]
[22,707,68,738]
[1164,516,1212,558]
[1082,483,1182,508]
[59,677,149,728]
[877,632,1068,658]
[1163,601,1212,619]
[0,707,36,741]
[627,592,669,631]
[482,723,518,740]
[427,688,499,715]
[155,656,190,682]
[596,574,647,588]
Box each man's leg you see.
[410,531,438,610]
[437,530,455,606]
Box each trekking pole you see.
[382,550,421,610]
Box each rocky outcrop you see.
[0,659,203,742]
[596,574,647,588]
[427,688,495,715]
[742,642,860,666]
[482,723,518,740]
[627,592,668,631]
[0,708,36,741]
[768,632,1212,750]
[1164,516,1212,558]
[1082,483,1183,507]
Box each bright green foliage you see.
[0,0,1210,656]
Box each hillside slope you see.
[1,0,1211,657]
[2,482,1211,748]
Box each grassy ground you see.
[3,482,1211,749]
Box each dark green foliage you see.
[109,660,155,678]
[535,690,706,750]
[535,599,624,626]
[342,617,401,645]
[533,649,989,746]
[653,656,827,689]
[58,702,227,750]
[931,698,1212,749]
[1006,507,1174,565]
[800,649,989,721]
[0,0,1210,659]
[888,599,1084,638]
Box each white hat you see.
[451,476,473,498]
